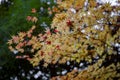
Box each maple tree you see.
[8,0,120,79]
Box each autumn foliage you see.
[8,0,120,80]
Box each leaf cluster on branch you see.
[8,0,120,79]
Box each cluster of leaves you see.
[0,0,53,63]
[51,58,120,80]
[0,0,41,55]
[8,0,120,79]
[0,0,56,79]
